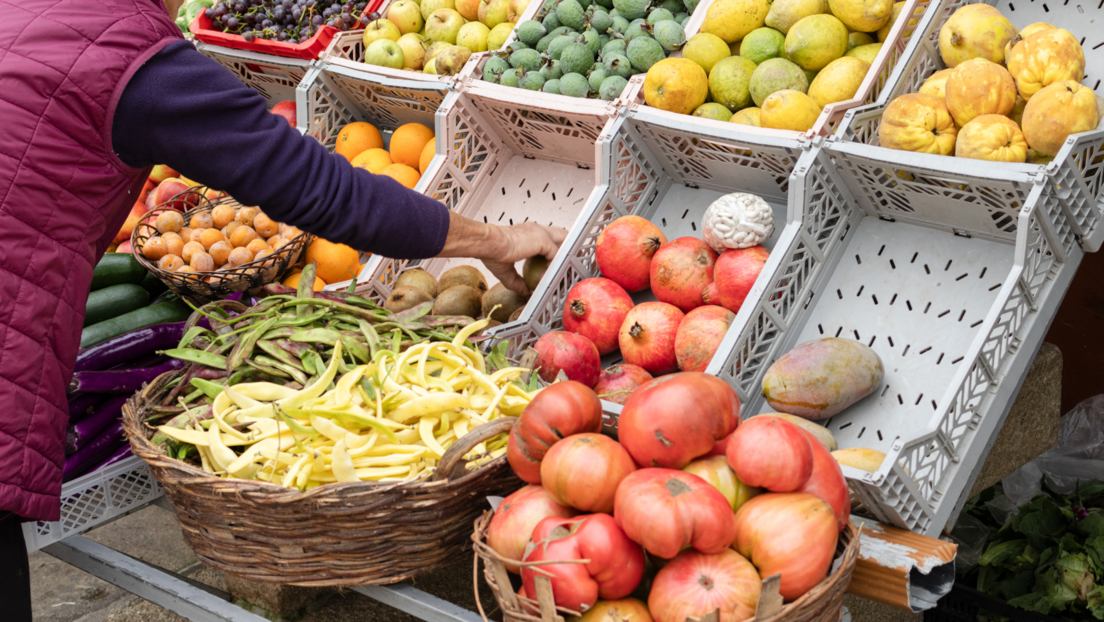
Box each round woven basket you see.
[131,193,312,305]
[123,371,525,586]
[471,513,860,622]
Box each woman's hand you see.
[437,213,567,294]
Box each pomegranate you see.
[533,331,601,387]
[702,282,720,305]
[714,246,770,314]
[562,278,634,355]
[650,237,718,312]
[596,215,668,292]
[618,302,684,375]
[675,306,735,372]
[593,364,653,405]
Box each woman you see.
[0,0,565,615]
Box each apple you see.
[456,21,490,52]
[478,0,509,29]
[455,0,480,20]
[270,100,296,126]
[419,0,455,20]
[425,9,465,44]
[423,56,439,74]
[364,38,406,69]
[434,45,472,75]
[387,0,424,34]
[148,164,179,184]
[362,19,401,46]
[146,178,196,211]
[487,22,513,50]
[397,33,428,70]
[425,40,452,63]
[114,201,146,244]
[507,0,530,23]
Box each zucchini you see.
[90,254,146,291]
[83,284,150,327]
[150,289,178,307]
[140,271,169,297]
[81,300,192,349]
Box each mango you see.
[832,447,886,472]
[752,413,838,450]
[761,337,884,420]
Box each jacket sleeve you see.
[111,40,450,260]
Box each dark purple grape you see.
[243,31,255,41]
[204,7,216,18]
[261,18,272,26]
[342,12,353,24]
[368,10,379,19]
[291,6,301,17]
[225,15,239,28]
[212,18,224,28]
[214,3,228,14]
[311,14,324,24]
[322,8,332,16]
[355,1,365,9]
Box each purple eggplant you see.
[110,353,169,371]
[63,420,125,482]
[67,393,103,424]
[86,444,133,475]
[69,359,184,394]
[66,395,128,455]
[73,322,185,373]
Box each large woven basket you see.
[123,371,525,586]
[131,194,312,305]
[471,513,860,622]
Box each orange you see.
[351,148,393,174]
[389,123,435,169]
[418,139,435,175]
[334,122,384,162]
[380,163,421,189]
[303,238,361,284]
[283,270,325,291]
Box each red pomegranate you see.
[593,364,653,405]
[618,302,684,376]
[650,237,718,313]
[702,282,720,306]
[270,100,297,126]
[714,246,770,314]
[533,331,601,387]
[675,306,735,373]
[595,216,668,292]
[562,278,634,355]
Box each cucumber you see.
[140,271,169,297]
[90,254,146,291]
[150,289,178,307]
[81,300,193,349]
[83,284,150,327]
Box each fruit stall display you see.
[473,377,860,622]
[631,0,929,136]
[833,0,1104,252]
[191,0,386,57]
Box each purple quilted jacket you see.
[0,0,180,521]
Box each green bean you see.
[256,340,306,371]
[289,328,342,345]
[339,336,370,364]
[245,358,290,379]
[190,378,225,399]
[255,355,308,385]
[356,319,381,357]
[227,316,278,372]
[164,348,228,369]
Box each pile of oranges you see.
[335,121,436,189]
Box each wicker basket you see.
[471,513,860,622]
[123,370,525,586]
[131,195,312,305]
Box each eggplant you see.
[65,395,128,455]
[63,420,124,482]
[109,353,168,371]
[67,393,102,424]
[73,322,185,373]
[88,444,133,474]
[69,359,184,394]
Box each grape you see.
[342,12,353,24]
[368,11,379,20]
[289,37,299,43]
[212,18,224,28]
[311,14,323,24]
[262,18,273,27]
[291,5,301,17]
[205,7,216,18]
[225,15,239,28]
[243,31,255,41]
[355,2,365,9]
[322,8,331,16]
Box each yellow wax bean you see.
[223,384,263,410]
[389,393,470,423]
[227,438,278,475]
[277,341,343,410]
[282,453,312,488]
[232,382,297,402]
[419,417,446,458]
[208,421,238,472]
[310,413,353,443]
[331,440,357,482]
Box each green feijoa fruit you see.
[556,0,587,31]
[517,20,548,47]
[599,33,610,46]
[520,71,547,90]
[590,9,613,33]
[624,20,650,42]
[559,42,595,75]
[683,0,700,11]
[608,15,629,34]
[505,41,530,55]
[542,11,561,29]
[500,67,523,87]
[602,38,627,57]
[612,0,649,20]
[660,0,682,13]
[626,36,664,72]
[543,78,562,93]
[653,19,686,51]
[483,56,510,82]
[541,58,565,79]
[548,34,576,59]
[588,65,609,90]
[646,8,674,25]
[608,7,621,17]
[578,28,602,55]
[510,47,542,71]
[599,75,629,100]
[604,52,633,78]
[594,0,613,8]
[536,34,554,53]
[559,72,591,97]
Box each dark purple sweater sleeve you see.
[111,40,449,260]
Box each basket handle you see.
[433,416,516,481]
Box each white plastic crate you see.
[835,0,1104,252]
[195,40,312,109]
[23,456,162,553]
[487,103,808,424]
[349,86,607,305]
[298,61,453,290]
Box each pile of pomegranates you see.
[488,376,849,622]
[530,214,771,405]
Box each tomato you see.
[726,416,814,492]
[705,431,734,458]
[795,429,851,532]
[541,433,637,514]
[569,598,654,622]
[614,468,736,559]
[732,492,838,601]
[487,485,577,573]
[618,372,740,469]
[507,381,603,484]
[648,549,761,622]
[682,456,761,513]
[523,514,646,613]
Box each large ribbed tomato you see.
[726,416,814,492]
[648,549,761,622]
[487,485,577,573]
[795,429,851,532]
[614,468,736,560]
[541,433,637,513]
[618,372,740,469]
[732,492,838,601]
[575,598,654,622]
[682,456,761,513]
[507,381,603,484]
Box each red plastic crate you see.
[190,0,385,60]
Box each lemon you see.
[682,33,732,74]
[847,31,874,50]
[740,27,786,64]
[731,107,762,126]
[693,103,735,120]
[827,0,893,33]
[765,0,828,34]
[761,89,822,131]
[877,1,920,42]
[644,57,709,114]
[709,55,757,110]
[701,0,771,43]
[807,56,870,107]
[845,41,881,64]
[784,14,848,71]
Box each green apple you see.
[424,40,452,62]
[387,1,424,35]
[424,56,439,74]
[487,22,513,50]
[420,0,456,20]
[397,33,428,69]
[435,45,472,75]
[425,8,466,44]
[455,0,481,20]
[362,19,401,46]
[507,0,530,23]
[477,0,510,28]
[456,21,490,52]
[364,39,405,69]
